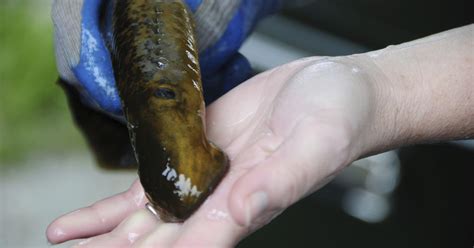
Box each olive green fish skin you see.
[110,0,229,222]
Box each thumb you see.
[228,117,352,228]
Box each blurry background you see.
[0,0,472,247]
[1,1,136,247]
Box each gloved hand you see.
[52,0,282,118]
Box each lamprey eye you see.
[154,88,176,99]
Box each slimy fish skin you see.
[110,0,229,222]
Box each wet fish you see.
[109,0,229,222]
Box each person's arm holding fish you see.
[47,0,474,246]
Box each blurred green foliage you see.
[0,1,85,164]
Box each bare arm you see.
[357,24,474,155]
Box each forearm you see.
[358,24,474,155]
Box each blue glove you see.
[52,0,282,119]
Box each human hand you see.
[47,56,383,246]
[52,0,282,117]
[47,25,473,246]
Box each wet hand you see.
[47,57,380,246]
[46,25,474,246]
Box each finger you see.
[47,180,146,244]
[73,209,159,248]
[229,117,352,227]
[132,223,181,248]
[173,213,245,247]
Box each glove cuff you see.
[194,0,241,52]
[194,0,283,53]
[52,0,83,85]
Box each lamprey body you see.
[110,0,229,222]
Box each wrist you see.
[353,25,474,156]
[328,54,398,158]
[349,53,408,156]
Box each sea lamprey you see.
[109,0,229,222]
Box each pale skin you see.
[47,24,473,247]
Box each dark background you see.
[285,0,473,49]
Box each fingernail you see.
[244,191,268,226]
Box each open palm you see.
[47,57,378,247]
